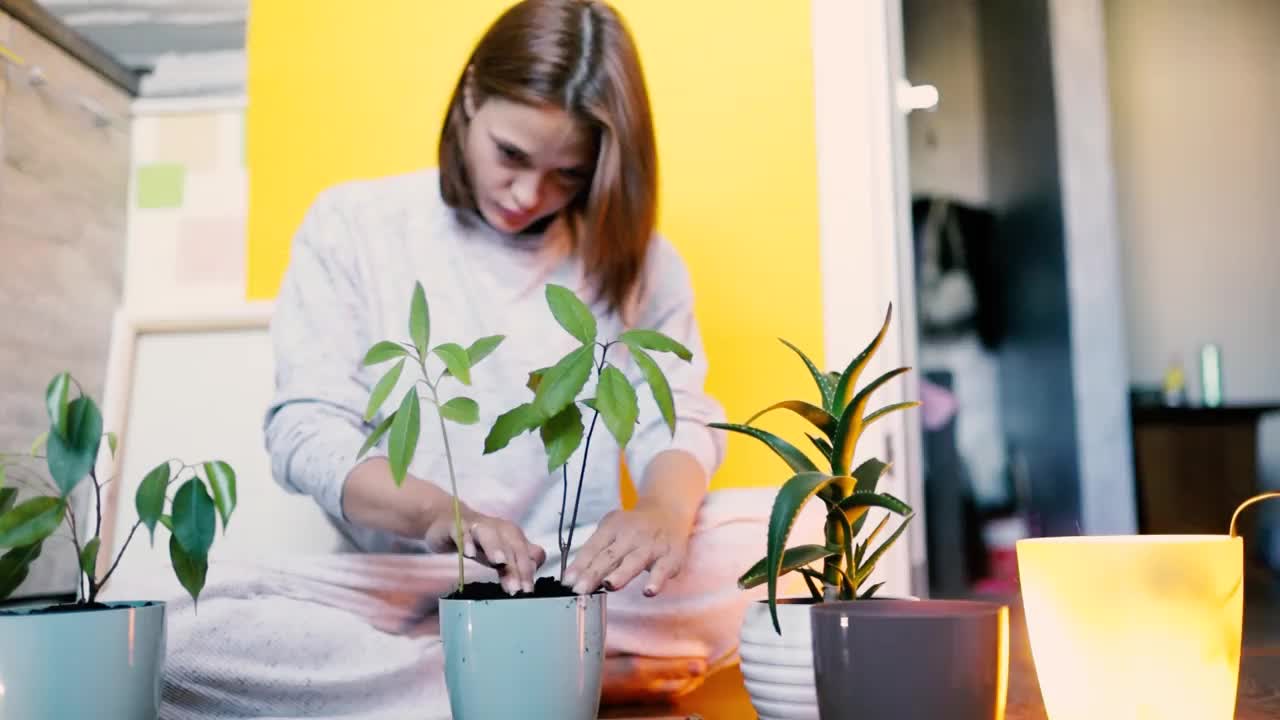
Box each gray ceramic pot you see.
[440,592,605,719]
[0,600,166,719]
[810,599,1008,720]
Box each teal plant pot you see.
[440,592,606,720]
[0,600,166,719]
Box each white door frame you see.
[811,0,926,597]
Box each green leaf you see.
[106,432,118,458]
[358,411,397,459]
[707,423,818,474]
[806,434,833,462]
[364,358,406,422]
[853,514,915,587]
[136,461,171,545]
[831,305,893,414]
[466,335,505,368]
[540,403,584,471]
[778,339,834,411]
[47,396,103,497]
[388,390,422,486]
[45,372,71,440]
[627,346,676,435]
[204,461,237,530]
[850,458,892,535]
[545,283,597,344]
[439,397,480,425]
[580,398,599,412]
[0,541,43,599]
[830,367,910,475]
[158,514,173,532]
[433,343,472,385]
[830,491,912,521]
[0,497,65,548]
[362,341,408,366]
[169,533,208,607]
[596,365,639,448]
[863,401,922,430]
[762,471,842,634]
[172,478,216,561]
[409,282,431,359]
[860,581,886,599]
[526,367,551,394]
[0,487,14,515]
[619,329,692,362]
[737,544,841,590]
[29,432,47,458]
[533,345,594,419]
[80,537,101,577]
[746,401,837,438]
[484,403,541,454]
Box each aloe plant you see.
[357,281,505,594]
[710,306,919,634]
[0,373,237,608]
[483,284,691,582]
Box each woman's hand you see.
[425,506,547,595]
[562,502,690,597]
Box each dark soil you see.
[0,601,156,616]
[444,576,590,600]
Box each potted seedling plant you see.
[709,306,919,720]
[0,372,238,719]
[359,281,689,720]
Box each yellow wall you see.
[246,0,824,490]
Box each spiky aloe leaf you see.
[853,514,915,588]
[863,401,922,430]
[829,367,909,475]
[763,471,845,634]
[707,423,818,474]
[737,544,841,590]
[850,458,891,534]
[745,401,837,439]
[778,339,833,411]
[830,305,893,415]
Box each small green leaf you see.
[545,284,597,344]
[362,341,408,366]
[80,537,101,577]
[807,434,833,461]
[169,533,208,607]
[45,373,71,440]
[628,346,676,435]
[358,411,397,459]
[737,544,840,590]
[204,461,237,530]
[136,461,170,545]
[365,358,405,422]
[853,514,915,587]
[433,343,472,385]
[707,423,818,474]
[540,403,584,471]
[863,401,922,430]
[159,514,173,532]
[29,431,48,457]
[409,282,431,359]
[388,390,422,486]
[106,432,118,458]
[596,365,639,448]
[533,345,594,419]
[850,458,892,535]
[465,335,505,368]
[47,396,103,497]
[0,487,14,515]
[830,491,912,521]
[831,305,893,414]
[172,478,216,561]
[778,339,834,411]
[830,367,910,475]
[619,329,693,362]
[484,403,541,454]
[439,397,480,425]
[0,540,44,599]
[745,400,837,438]
[580,398,599,413]
[860,581,886,599]
[526,367,550,394]
[762,472,843,634]
[0,497,65,548]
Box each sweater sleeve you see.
[621,239,728,490]
[263,189,381,523]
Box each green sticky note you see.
[135,164,186,209]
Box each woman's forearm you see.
[340,457,455,538]
[634,450,707,535]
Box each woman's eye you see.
[557,168,587,184]
[498,143,526,164]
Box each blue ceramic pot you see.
[440,592,605,719]
[0,600,166,719]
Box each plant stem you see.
[561,410,600,581]
[558,464,568,561]
[95,520,142,599]
[66,504,84,603]
[427,380,466,595]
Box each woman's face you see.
[463,95,596,234]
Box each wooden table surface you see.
[603,594,1280,719]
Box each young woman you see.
[132,2,807,716]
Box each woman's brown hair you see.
[439,0,657,314]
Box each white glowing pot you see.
[1016,535,1243,720]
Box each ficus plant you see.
[710,306,920,634]
[0,372,238,608]
[357,281,506,594]
[483,283,691,582]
